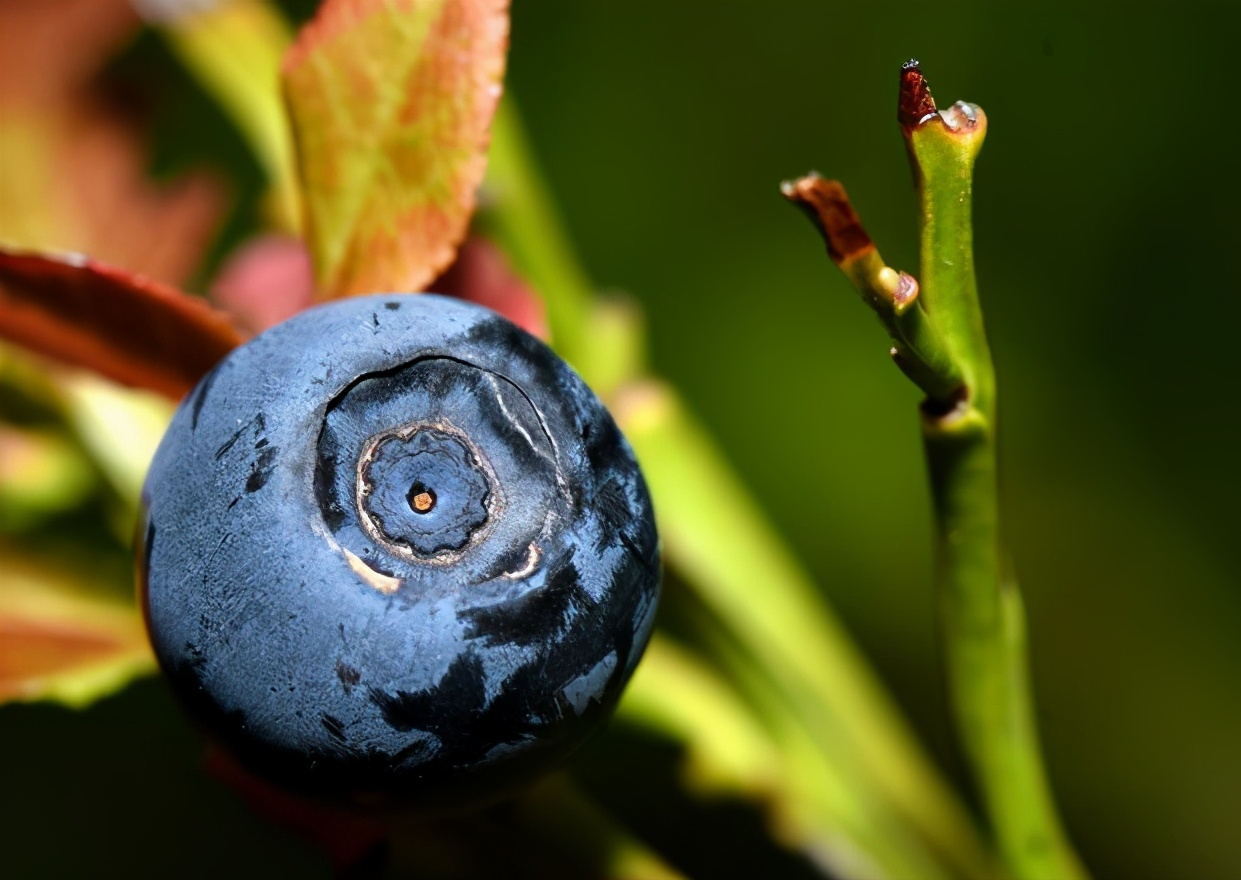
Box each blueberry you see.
[138,294,660,810]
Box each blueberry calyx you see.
[359,425,492,556]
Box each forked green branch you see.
[785,60,1089,880]
[487,94,999,880]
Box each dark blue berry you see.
[138,294,660,811]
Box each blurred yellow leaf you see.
[618,635,781,798]
[59,373,174,510]
[0,425,96,530]
[149,0,300,230]
[0,551,154,707]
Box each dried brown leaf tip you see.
[899,60,984,137]
[898,59,938,130]
[780,175,875,265]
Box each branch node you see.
[878,267,919,311]
[919,384,971,424]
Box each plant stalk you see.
[785,59,1089,880]
[491,93,999,879]
[908,62,1086,880]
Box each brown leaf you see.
[0,249,244,400]
[0,0,139,110]
[283,0,510,298]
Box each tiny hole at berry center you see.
[408,484,436,514]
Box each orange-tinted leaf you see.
[0,249,244,400]
[0,551,154,707]
[0,0,138,110]
[283,0,510,298]
[0,0,226,287]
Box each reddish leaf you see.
[283,0,510,298]
[0,249,244,400]
[205,747,389,872]
[430,235,548,339]
[210,234,315,334]
[211,231,546,338]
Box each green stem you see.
[924,407,1081,880]
[489,95,998,879]
[906,64,1086,880]
[780,175,964,403]
[909,113,992,415]
[616,382,997,880]
[482,98,596,375]
[787,59,1088,880]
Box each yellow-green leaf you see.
[0,551,154,708]
[0,426,95,531]
[58,373,174,513]
[282,0,510,297]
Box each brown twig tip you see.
[898,58,938,129]
[780,174,875,265]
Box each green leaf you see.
[0,550,153,708]
[282,0,510,297]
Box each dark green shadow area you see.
[573,721,837,880]
[0,679,325,879]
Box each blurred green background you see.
[3,3,1239,878]
[505,4,1241,878]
